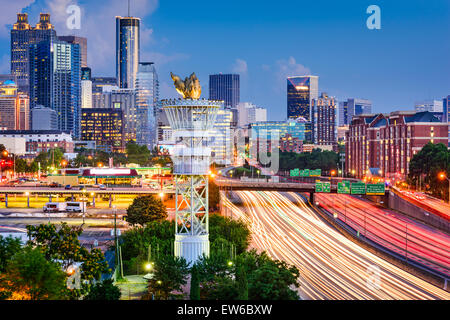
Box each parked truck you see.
[66,202,87,213]
[43,202,67,213]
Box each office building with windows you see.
[116,16,140,89]
[236,102,267,128]
[135,62,159,148]
[209,74,240,108]
[312,93,337,147]
[346,111,447,179]
[208,109,233,166]
[0,80,29,131]
[11,13,57,94]
[31,105,58,131]
[58,36,88,68]
[81,108,124,152]
[29,40,81,138]
[415,100,443,113]
[339,98,372,126]
[81,67,93,109]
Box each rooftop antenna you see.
[128,0,130,17]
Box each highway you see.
[316,193,450,277]
[395,189,450,220]
[222,191,450,300]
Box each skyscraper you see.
[287,76,319,121]
[29,40,81,138]
[10,13,57,94]
[81,67,93,109]
[209,74,240,108]
[116,16,140,89]
[338,98,372,126]
[135,62,159,149]
[312,93,337,147]
[58,36,88,68]
[0,80,29,130]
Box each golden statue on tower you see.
[170,72,202,99]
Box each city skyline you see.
[0,0,448,122]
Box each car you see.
[65,185,72,190]
[49,182,59,188]
[98,184,107,190]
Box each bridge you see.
[215,178,388,203]
[0,187,175,209]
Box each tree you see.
[147,255,190,300]
[26,223,110,298]
[126,195,168,226]
[408,143,450,201]
[84,279,121,300]
[208,178,221,212]
[235,260,248,300]
[0,247,68,300]
[189,264,200,300]
[126,142,151,166]
[0,236,22,272]
[209,214,251,255]
[242,250,300,300]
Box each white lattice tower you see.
[163,98,220,265]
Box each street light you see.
[438,172,450,203]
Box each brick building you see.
[280,134,303,153]
[345,111,448,179]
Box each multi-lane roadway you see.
[316,193,450,277]
[222,191,450,300]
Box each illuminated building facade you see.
[81,67,93,109]
[135,62,159,148]
[58,36,88,68]
[0,80,29,130]
[10,13,57,93]
[287,76,318,142]
[29,40,81,138]
[346,111,448,180]
[208,109,233,165]
[81,108,124,153]
[116,16,140,89]
[312,92,337,148]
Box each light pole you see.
[438,172,450,204]
[113,205,119,278]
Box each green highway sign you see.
[310,169,322,177]
[290,168,300,177]
[300,169,310,177]
[315,181,331,193]
[366,183,386,195]
[337,181,351,194]
[351,182,366,195]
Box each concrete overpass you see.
[215,178,389,203]
[0,187,175,209]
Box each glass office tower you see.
[116,16,140,89]
[287,76,318,142]
[29,40,81,138]
[209,74,240,108]
[135,62,160,149]
[11,13,56,94]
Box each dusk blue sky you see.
[0,0,449,121]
